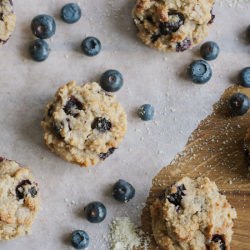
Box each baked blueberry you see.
[31,15,56,39]
[99,147,116,160]
[81,37,101,57]
[29,39,50,62]
[239,67,250,88]
[166,184,186,209]
[61,3,81,24]
[159,11,185,35]
[91,117,112,132]
[63,96,83,117]
[188,60,212,84]
[211,235,226,250]
[16,180,38,200]
[71,230,89,249]
[112,179,135,203]
[200,41,220,61]
[84,201,106,223]
[229,93,250,116]
[176,38,191,52]
[100,70,123,92]
[138,104,154,121]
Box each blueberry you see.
[16,180,38,200]
[63,96,83,117]
[112,179,135,203]
[71,230,89,249]
[98,147,116,160]
[166,184,186,209]
[138,104,154,121]
[176,38,191,52]
[100,70,123,92]
[239,67,250,88]
[31,14,56,39]
[188,60,212,84]
[211,235,226,250]
[91,117,112,132]
[200,41,220,61]
[81,37,101,57]
[84,202,106,223]
[29,39,50,62]
[61,3,81,24]
[229,93,250,116]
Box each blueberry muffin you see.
[132,0,215,52]
[0,158,40,240]
[41,81,127,167]
[150,177,237,249]
[0,0,16,46]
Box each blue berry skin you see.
[61,3,81,24]
[239,67,250,88]
[84,202,106,223]
[138,104,154,121]
[188,60,212,84]
[100,70,123,92]
[229,93,250,116]
[29,39,50,62]
[31,15,56,39]
[200,41,220,61]
[71,230,89,249]
[112,179,135,203]
[81,37,101,57]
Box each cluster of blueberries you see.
[29,3,101,61]
[71,179,135,249]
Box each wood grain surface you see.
[140,86,250,250]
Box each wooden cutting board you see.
[140,86,250,250]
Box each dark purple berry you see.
[211,235,226,250]
[16,180,37,200]
[176,38,191,52]
[91,117,112,133]
[151,33,161,43]
[229,93,250,116]
[52,122,64,139]
[98,147,116,160]
[167,184,186,209]
[84,201,107,223]
[159,11,185,35]
[112,179,135,203]
[63,96,83,117]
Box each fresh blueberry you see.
[71,230,89,249]
[81,37,101,57]
[61,3,81,24]
[84,201,106,223]
[31,14,56,39]
[138,104,154,121]
[29,39,50,62]
[200,41,220,61]
[188,60,212,84]
[229,93,250,116]
[100,70,123,92]
[247,25,250,42]
[239,67,250,88]
[112,179,135,203]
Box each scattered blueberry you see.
[84,201,106,223]
[31,14,56,39]
[239,67,250,88]
[188,59,212,84]
[81,37,101,57]
[247,25,250,41]
[91,117,112,132]
[138,104,154,121]
[29,39,50,62]
[71,230,89,249]
[112,179,135,203]
[211,235,226,250]
[100,70,123,92]
[229,93,250,116]
[200,41,220,61]
[61,3,81,24]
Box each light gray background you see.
[0,0,249,249]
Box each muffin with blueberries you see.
[41,81,127,167]
[132,0,215,52]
